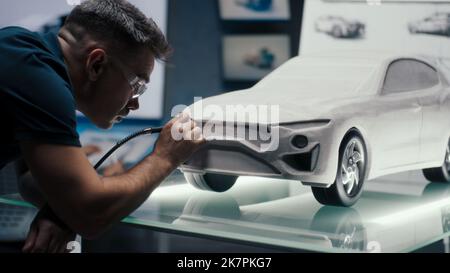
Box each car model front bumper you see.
[180,120,340,187]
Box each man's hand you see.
[83,144,126,176]
[153,114,205,167]
[23,205,76,253]
[81,145,101,156]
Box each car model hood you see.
[186,88,364,125]
[185,55,380,125]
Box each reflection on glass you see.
[1,171,450,253]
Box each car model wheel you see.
[310,207,366,251]
[331,26,343,38]
[184,172,238,192]
[423,139,450,183]
[311,133,367,207]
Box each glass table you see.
[1,170,450,253]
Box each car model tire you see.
[311,132,367,207]
[310,206,366,251]
[184,172,238,192]
[423,139,450,183]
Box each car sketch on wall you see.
[244,47,276,70]
[222,35,290,81]
[314,15,365,39]
[409,12,450,37]
[180,51,450,207]
[219,0,290,20]
[235,0,273,12]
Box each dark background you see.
[163,0,304,121]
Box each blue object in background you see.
[77,117,162,170]
[244,47,276,70]
[237,0,273,12]
[258,48,275,69]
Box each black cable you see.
[94,127,164,170]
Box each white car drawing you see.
[409,12,450,37]
[180,52,450,207]
[314,15,365,38]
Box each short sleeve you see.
[2,51,81,147]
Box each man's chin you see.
[80,113,118,130]
[98,115,127,129]
[94,119,116,130]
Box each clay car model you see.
[181,52,450,207]
[314,15,365,38]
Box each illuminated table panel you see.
[1,170,449,253]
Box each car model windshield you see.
[254,58,377,96]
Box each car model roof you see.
[297,51,437,67]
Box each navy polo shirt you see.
[0,27,81,170]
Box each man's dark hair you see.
[64,0,171,61]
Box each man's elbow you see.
[58,202,113,239]
[77,228,104,240]
[69,214,111,240]
[57,184,117,239]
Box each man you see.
[0,0,204,252]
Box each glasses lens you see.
[131,80,147,99]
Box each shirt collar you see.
[42,30,65,62]
[41,30,75,96]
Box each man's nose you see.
[127,98,140,111]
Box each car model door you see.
[372,59,423,171]
[412,61,450,163]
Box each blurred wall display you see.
[219,0,290,20]
[300,0,450,61]
[0,204,35,242]
[223,35,291,81]
[0,0,168,120]
[77,121,159,172]
[314,15,365,39]
[408,12,450,37]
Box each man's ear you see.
[85,49,108,81]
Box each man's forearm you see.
[18,153,175,238]
[76,153,176,237]
[21,116,204,239]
